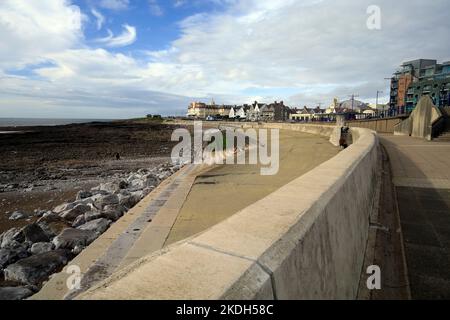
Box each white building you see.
[229,107,235,119]
[236,107,246,119]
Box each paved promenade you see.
[380,134,450,299]
[165,130,339,245]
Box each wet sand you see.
[164,130,340,245]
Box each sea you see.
[0,118,115,128]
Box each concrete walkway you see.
[164,130,340,245]
[380,134,450,299]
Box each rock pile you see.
[0,162,182,300]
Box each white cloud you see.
[149,0,163,16]
[95,24,137,47]
[144,0,450,105]
[173,0,186,8]
[0,0,83,69]
[98,0,129,11]
[0,1,186,117]
[0,49,192,117]
[91,8,105,30]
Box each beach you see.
[0,120,184,234]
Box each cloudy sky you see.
[0,0,449,119]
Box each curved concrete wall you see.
[394,96,442,140]
[78,124,379,300]
[348,117,404,134]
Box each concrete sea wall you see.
[347,117,404,134]
[394,96,442,140]
[78,124,380,300]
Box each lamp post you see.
[384,77,393,116]
[376,90,383,117]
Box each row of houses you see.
[187,100,290,121]
[187,98,385,122]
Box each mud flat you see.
[0,121,186,234]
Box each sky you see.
[0,0,449,119]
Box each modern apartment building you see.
[389,59,450,114]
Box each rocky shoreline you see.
[0,121,188,300]
[0,161,182,300]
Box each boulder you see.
[172,164,182,172]
[59,204,91,221]
[126,173,141,182]
[142,187,155,197]
[9,211,28,220]
[76,190,92,201]
[72,245,85,255]
[0,244,29,268]
[128,179,145,192]
[37,214,71,238]
[98,182,120,194]
[0,287,34,300]
[42,211,54,218]
[0,228,21,248]
[33,210,47,218]
[3,250,72,285]
[30,242,54,255]
[52,228,97,250]
[118,189,131,196]
[118,180,128,189]
[157,172,170,180]
[143,174,159,187]
[90,189,110,196]
[87,193,105,209]
[53,202,76,214]
[16,224,50,244]
[118,193,137,209]
[102,205,126,221]
[71,214,86,228]
[4,240,30,257]
[77,218,111,235]
[74,197,96,208]
[95,194,119,209]
[84,210,103,222]
[132,191,144,201]
[0,248,16,268]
